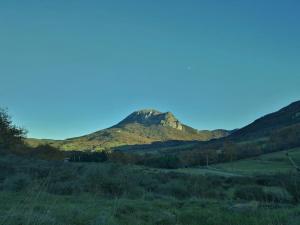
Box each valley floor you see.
[1,191,299,225]
[1,148,300,225]
[176,147,300,177]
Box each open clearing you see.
[173,148,300,177]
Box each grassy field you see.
[176,148,300,177]
[1,191,299,225]
[215,148,300,175]
[1,150,300,225]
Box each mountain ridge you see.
[229,100,300,140]
[26,109,231,151]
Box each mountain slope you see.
[27,109,230,151]
[173,100,300,157]
[229,100,300,140]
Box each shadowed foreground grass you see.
[0,153,300,225]
[0,191,299,225]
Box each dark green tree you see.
[0,108,26,151]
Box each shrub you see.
[47,180,82,195]
[2,173,32,192]
[279,174,300,203]
[82,164,145,198]
[0,164,15,181]
[234,185,266,201]
[263,187,293,203]
[157,180,190,199]
[234,185,293,203]
[142,155,181,169]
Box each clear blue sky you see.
[0,0,300,139]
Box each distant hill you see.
[25,101,300,168]
[229,100,300,140]
[27,109,230,151]
[172,100,300,158]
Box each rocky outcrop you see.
[160,112,183,130]
[116,109,183,130]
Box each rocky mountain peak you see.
[116,109,183,130]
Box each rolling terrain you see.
[27,109,230,151]
[86,100,300,157]
[229,100,300,140]
[26,100,300,158]
[1,148,300,225]
[158,100,300,156]
[2,101,300,225]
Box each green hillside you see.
[170,100,300,159]
[27,109,230,151]
[230,100,300,140]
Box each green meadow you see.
[177,148,300,176]
[1,149,300,225]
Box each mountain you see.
[27,109,230,151]
[116,109,184,130]
[229,100,300,140]
[176,100,300,158]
